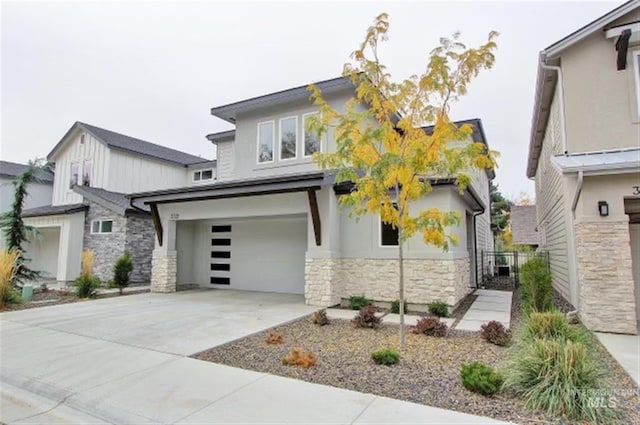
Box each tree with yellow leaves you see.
[307,13,498,345]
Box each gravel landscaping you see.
[0,287,150,312]
[194,289,639,424]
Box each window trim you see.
[302,112,322,158]
[378,203,400,247]
[91,219,114,235]
[278,116,298,161]
[192,168,215,183]
[256,120,275,164]
[633,50,640,118]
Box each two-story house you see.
[21,122,215,283]
[527,0,640,334]
[129,77,495,310]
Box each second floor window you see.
[69,162,79,189]
[257,121,274,163]
[83,161,92,186]
[279,116,297,160]
[193,169,214,182]
[303,113,321,157]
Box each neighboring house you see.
[129,77,495,310]
[21,122,214,283]
[526,0,640,334]
[510,205,539,248]
[0,161,54,250]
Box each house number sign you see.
[633,186,640,196]
[170,213,180,220]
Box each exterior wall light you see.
[598,201,609,217]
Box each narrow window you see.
[201,169,213,180]
[69,163,79,189]
[303,113,321,157]
[82,161,92,186]
[257,121,274,163]
[380,203,399,246]
[92,221,100,233]
[279,116,297,160]
[101,220,113,233]
[193,171,201,181]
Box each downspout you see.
[539,56,568,154]
[565,170,583,322]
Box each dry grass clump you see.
[282,348,317,368]
[81,250,95,277]
[311,309,329,326]
[264,331,285,345]
[0,249,20,308]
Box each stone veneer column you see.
[150,250,177,293]
[575,221,637,335]
[304,257,342,306]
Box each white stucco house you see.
[21,122,215,283]
[527,0,640,334]
[130,77,495,309]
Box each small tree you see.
[113,250,133,295]
[0,159,51,286]
[308,14,498,345]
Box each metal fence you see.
[480,250,549,290]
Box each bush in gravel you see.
[349,295,372,310]
[428,300,448,317]
[520,256,553,312]
[311,309,329,326]
[460,361,504,396]
[523,310,576,341]
[413,316,447,337]
[112,250,133,295]
[352,306,383,329]
[264,331,284,345]
[480,321,511,346]
[504,338,614,423]
[390,299,408,314]
[282,348,317,368]
[371,348,400,365]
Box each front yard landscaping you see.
[194,288,639,424]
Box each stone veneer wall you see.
[305,257,471,308]
[151,250,177,293]
[575,221,637,334]
[125,215,154,282]
[83,202,127,282]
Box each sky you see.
[0,0,626,200]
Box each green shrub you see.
[413,316,448,337]
[520,256,553,312]
[480,320,511,346]
[75,275,100,298]
[2,287,22,305]
[460,361,503,396]
[390,299,408,314]
[349,295,372,310]
[371,348,400,365]
[504,338,614,422]
[113,250,134,295]
[523,310,581,342]
[428,300,448,317]
[352,306,382,329]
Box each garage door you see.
[29,227,60,279]
[209,216,307,294]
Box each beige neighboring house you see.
[527,0,640,334]
[510,205,539,248]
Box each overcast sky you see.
[1,0,624,199]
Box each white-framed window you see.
[633,50,640,117]
[279,116,298,161]
[91,220,113,234]
[303,112,321,157]
[257,121,275,163]
[82,160,92,186]
[193,169,214,182]
[379,203,399,247]
[69,162,79,189]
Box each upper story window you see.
[633,50,640,116]
[91,219,113,234]
[82,160,92,186]
[193,169,214,182]
[380,203,399,246]
[257,121,274,163]
[279,116,297,160]
[69,162,79,189]
[303,113,321,157]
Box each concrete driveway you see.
[1,289,510,424]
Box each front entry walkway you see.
[456,289,513,331]
[1,289,511,424]
[596,332,640,386]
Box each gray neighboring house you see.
[510,205,539,248]
[21,122,214,283]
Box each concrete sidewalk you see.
[596,332,640,386]
[456,290,513,331]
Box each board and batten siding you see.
[216,141,234,181]
[52,131,110,206]
[106,150,189,194]
[535,87,571,300]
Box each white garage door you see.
[29,227,60,279]
[209,216,307,294]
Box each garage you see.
[208,215,307,294]
[29,226,60,279]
